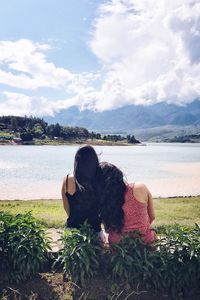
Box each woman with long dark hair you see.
[97,162,156,244]
[61,145,101,232]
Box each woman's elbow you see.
[149,215,155,223]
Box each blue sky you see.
[0,0,100,72]
[0,0,200,116]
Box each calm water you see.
[0,143,200,199]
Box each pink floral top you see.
[108,183,157,244]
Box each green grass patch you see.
[154,197,200,226]
[0,132,13,136]
[0,199,66,228]
[0,197,199,228]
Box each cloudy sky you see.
[0,0,200,116]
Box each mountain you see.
[45,100,200,133]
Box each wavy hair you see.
[96,162,127,233]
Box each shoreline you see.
[1,140,199,146]
[0,139,141,146]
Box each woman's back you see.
[108,183,156,244]
[61,145,101,233]
[64,174,101,232]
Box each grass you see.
[154,196,200,226]
[0,131,14,136]
[0,196,199,228]
[0,199,66,228]
[34,138,131,146]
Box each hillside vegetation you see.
[0,115,140,145]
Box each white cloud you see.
[0,91,79,117]
[0,39,98,94]
[89,0,200,109]
[0,39,76,90]
[0,39,100,115]
[0,1,200,116]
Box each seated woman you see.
[97,162,157,244]
[61,145,101,233]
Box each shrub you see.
[57,224,200,297]
[20,131,33,141]
[0,212,51,282]
[109,225,200,299]
[110,231,152,283]
[57,223,102,285]
[149,224,200,298]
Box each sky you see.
[0,0,200,117]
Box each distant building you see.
[13,137,22,143]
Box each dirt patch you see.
[1,273,199,300]
[0,273,72,300]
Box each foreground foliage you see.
[111,225,200,299]
[57,223,102,285]
[0,212,200,299]
[58,224,200,299]
[0,212,51,283]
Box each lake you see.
[0,143,200,200]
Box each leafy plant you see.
[109,226,200,299]
[58,223,102,285]
[0,212,51,282]
[110,231,153,284]
[149,224,200,299]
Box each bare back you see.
[133,182,155,223]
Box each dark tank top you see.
[65,175,101,232]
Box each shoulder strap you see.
[66,174,69,193]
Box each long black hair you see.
[96,162,127,233]
[73,145,99,210]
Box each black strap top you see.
[65,175,101,232]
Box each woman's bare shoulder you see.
[62,174,75,193]
[67,174,75,195]
[62,174,74,182]
[133,182,149,203]
[68,174,74,180]
[134,182,149,192]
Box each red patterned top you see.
[108,183,157,244]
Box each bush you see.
[150,224,200,298]
[109,225,200,299]
[20,131,33,141]
[57,223,102,285]
[1,216,199,299]
[0,212,51,283]
[110,231,153,283]
[56,224,200,297]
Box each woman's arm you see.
[61,176,70,217]
[133,183,155,223]
[147,188,155,224]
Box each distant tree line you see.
[165,134,200,143]
[0,115,140,143]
